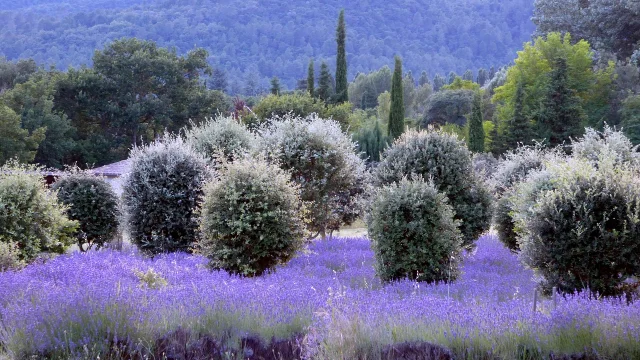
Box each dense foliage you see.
[519,157,640,298]
[199,158,306,277]
[0,161,77,261]
[0,0,535,90]
[51,170,120,252]
[258,115,366,238]
[366,178,462,283]
[373,129,492,247]
[184,115,255,167]
[122,136,209,255]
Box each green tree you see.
[448,71,457,84]
[463,69,474,81]
[536,57,585,148]
[334,10,348,104]
[270,76,281,95]
[621,94,640,144]
[418,71,430,86]
[504,79,533,149]
[0,104,44,164]
[477,68,488,86]
[443,77,480,91]
[388,56,405,140]
[307,59,315,96]
[433,74,446,91]
[1,71,75,168]
[317,62,334,103]
[467,91,485,152]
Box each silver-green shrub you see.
[184,115,255,167]
[258,114,366,238]
[52,169,119,252]
[0,241,25,272]
[489,145,554,251]
[519,156,640,298]
[199,157,306,277]
[0,161,77,261]
[571,126,640,167]
[372,129,491,248]
[122,135,210,255]
[366,178,462,283]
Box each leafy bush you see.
[199,157,306,277]
[366,178,462,283]
[489,145,553,251]
[0,241,24,271]
[0,161,77,261]
[253,93,325,123]
[52,170,119,252]
[122,135,210,255]
[571,126,640,167]
[519,157,640,298]
[258,114,366,238]
[184,115,255,166]
[373,129,491,248]
[472,152,499,181]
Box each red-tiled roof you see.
[91,159,131,177]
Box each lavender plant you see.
[122,135,210,255]
[198,157,307,277]
[257,114,366,239]
[52,169,119,252]
[373,129,492,248]
[366,178,462,283]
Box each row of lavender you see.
[1,235,638,359]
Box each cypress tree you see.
[388,56,405,140]
[419,71,430,86]
[505,79,533,149]
[270,76,281,95]
[537,57,584,148]
[448,71,457,84]
[307,59,315,96]
[433,74,446,92]
[468,91,485,152]
[489,66,496,80]
[334,10,348,103]
[477,69,488,87]
[317,62,334,103]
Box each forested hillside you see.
[0,0,535,90]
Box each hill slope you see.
[0,0,535,90]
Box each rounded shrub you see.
[52,170,119,252]
[520,157,640,298]
[258,114,366,238]
[366,178,462,283]
[372,129,491,248]
[0,161,77,261]
[184,116,255,167]
[571,126,640,167]
[199,157,306,277]
[122,135,210,255]
[253,93,325,123]
[489,145,555,251]
[0,241,25,272]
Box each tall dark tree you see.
[467,91,485,152]
[307,59,315,96]
[418,71,430,86]
[433,74,446,92]
[334,10,348,103]
[477,68,488,87]
[536,57,585,148]
[505,79,533,149]
[317,62,334,103]
[448,71,457,84]
[489,66,497,80]
[210,68,227,92]
[463,69,474,81]
[388,56,405,140]
[270,76,281,95]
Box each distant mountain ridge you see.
[0,0,535,90]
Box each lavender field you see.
[1,235,639,359]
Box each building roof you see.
[91,159,132,177]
